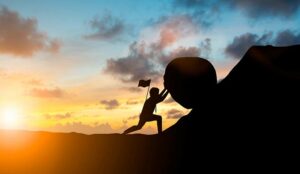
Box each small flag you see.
[138,79,151,87]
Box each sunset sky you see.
[0,0,299,134]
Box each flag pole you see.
[145,85,150,102]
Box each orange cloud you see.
[44,112,72,120]
[100,99,120,110]
[159,28,177,48]
[29,87,64,98]
[126,99,141,105]
[163,97,175,104]
[0,6,60,57]
[23,79,43,86]
[166,109,184,119]
[156,15,199,49]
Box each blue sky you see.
[0,0,300,134]
[1,0,299,62]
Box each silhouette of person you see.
[123,87,169,135]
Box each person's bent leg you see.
[157,116,162,134]
[152,115,162,134]
[123,120,145,135]
[123,125,138,135]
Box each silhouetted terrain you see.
[1,45,299,173]
[0,130,200,174]
[162,45,299,172]
[165,45,300,135]
[218,45,300,138]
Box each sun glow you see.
[1,107,21,129]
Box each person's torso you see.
[141,97,158,115]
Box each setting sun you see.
[1,107,21,129]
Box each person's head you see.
[164,57,217,109]
[150,87,159,97]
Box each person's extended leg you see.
[149,115,162,134]
[123,119,145,135]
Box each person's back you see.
[141,95,160,116]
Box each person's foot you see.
[122,130,129,135]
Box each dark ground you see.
[0,128,298,174]
[0,130,200,174]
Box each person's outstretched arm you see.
[158,88,169,102]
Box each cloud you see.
[44,112,72,120]
[23,79,43,86]
[274,29,300,46]
[225,32,272,58]
[152,15,199,48]
[47,122,114,134]
[226,0,300,19]
[47,39,61,53]
[200,38,212,58]
[122,115,138,127]
[126,87,143,93]
[126,100,140,105]
[173,0,220,27]
[158,46,200,66]
[225,30,300,58]
[0,6,60,57]
[104,42,161,82]
[0,69,6,77]
[166,109,183,119]
[100,99,120,110]
[127,115,138,120]
[84,12,126,41]
[29,87,64,98]
[104,15,203,83]
[173,0,300,23]
[164,97,175,104]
